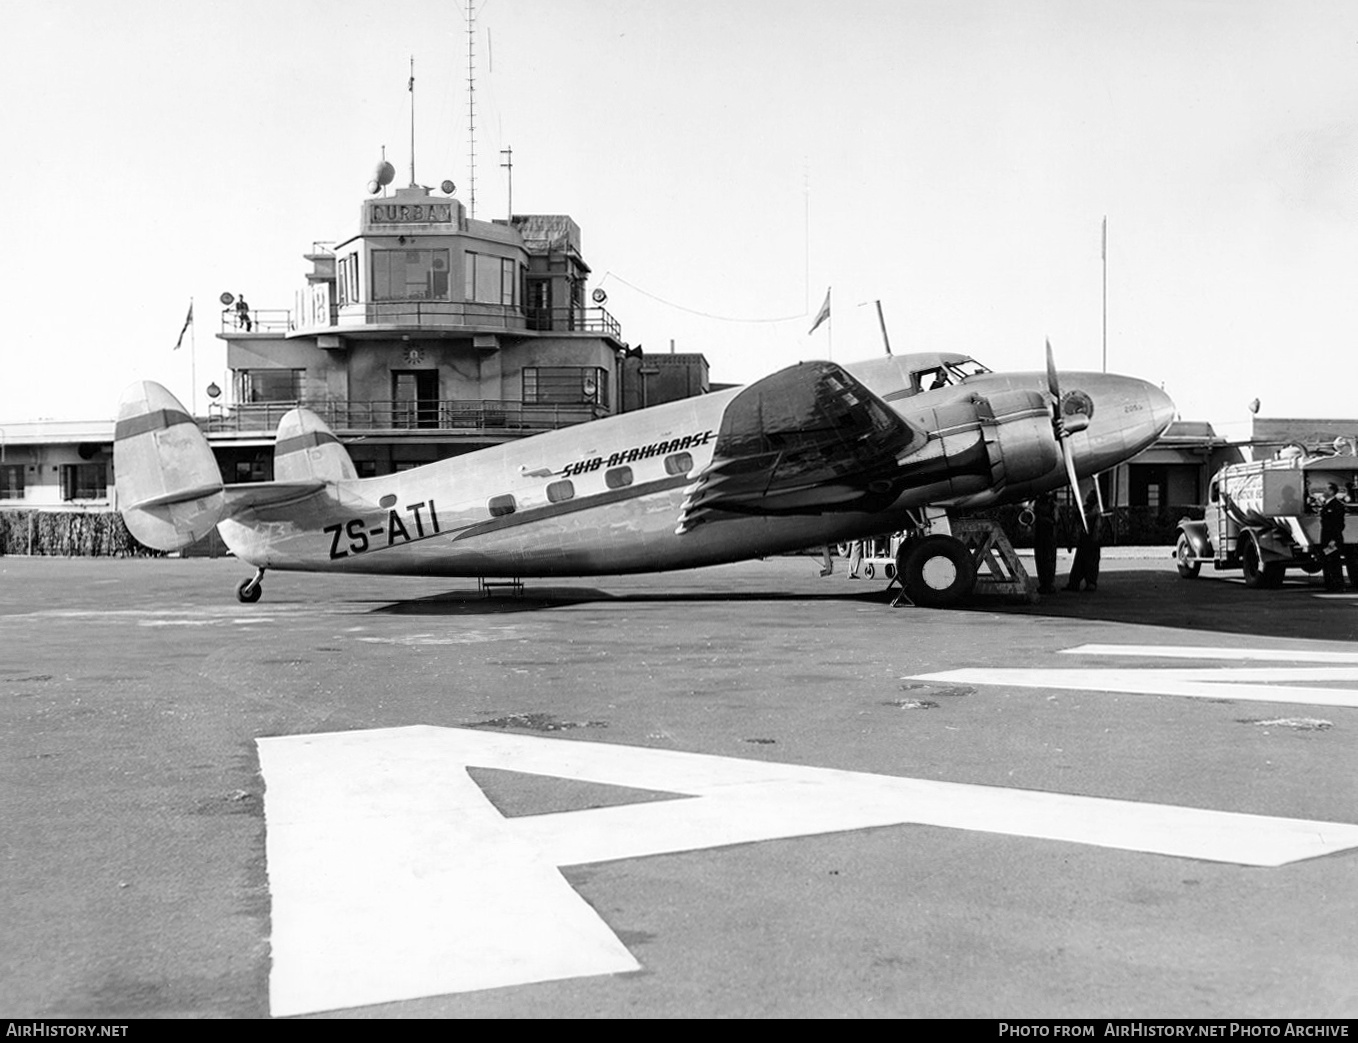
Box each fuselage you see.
[216,353,1175,577]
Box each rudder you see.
[114,382,225,550]
[274,408,357,481]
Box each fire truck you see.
[1175,444,1358,587]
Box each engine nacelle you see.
[974,389,1058,490]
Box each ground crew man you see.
[1319,482,1348,591]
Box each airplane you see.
[113,347,1176,607]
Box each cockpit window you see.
[947,359,991,379]
[912,358,991,394]
[917,367,950,392]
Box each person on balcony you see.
[236,294,253,332]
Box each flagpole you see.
[1101,216,1107,374]
[190,297,197,416]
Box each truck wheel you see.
[897,535,977,607]
[1239,535,1280,589]
[1175,533,1200,579]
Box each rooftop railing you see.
[203,399,610,436]
[219,302,621,338]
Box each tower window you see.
[372,249,450,301]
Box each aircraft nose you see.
[1065,372,1177,477]
[1145,382,1176,437]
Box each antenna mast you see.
[466,3,478,218]
[501,146,513,220]
[408,56,416,187]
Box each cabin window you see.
[664,452,694,476]
[0,464,23,499]
[546,480,575,503]
[605,466,633,489]
[488,494,517,517]
[372,249,450,301]
[60,463,107,501]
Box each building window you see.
[61,463,107,501]
[605,466,632,489]
[522,367,609,406]
[488,494,516,517]
[238,369,304,402]
[465,252,518,306]
[546,480,575,503]
[0,464,23,499]
[372,249,450,301]
[664,452,694,476]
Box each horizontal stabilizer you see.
[275,409,357,482]
[222,480,326,512]
[114,382,224,550]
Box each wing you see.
[676,361,927,533]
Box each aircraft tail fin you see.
[274,408,357,482]
[113,381,225,551]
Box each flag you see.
[808,287,831,335]
[173,301,193,351]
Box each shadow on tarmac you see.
[368,585,887,615]
[367,568,1358,643]
[964,567,1358,643]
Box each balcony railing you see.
[220,308,295,334]
[203,399,610,435]
[220,302,621,338]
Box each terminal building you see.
[1,177,710,511]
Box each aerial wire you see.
[597,272,809,324]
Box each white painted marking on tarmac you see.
[915,644,1358,709]
[1063,644,1358,663]
[258,725,1358,1017]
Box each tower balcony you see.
[203,398,610,440]
[219,302,621,339]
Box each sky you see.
[3,0,1357,439]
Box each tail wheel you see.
[1175,532,1201,579]
[897,535,977,607]
[236,576,263,603]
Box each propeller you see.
[1045,339,1089,533]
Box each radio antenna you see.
[408,56,416,187]
[465,3,478,217]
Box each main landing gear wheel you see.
[896,535,977,608]
[1175,533,1200,579]
[236,569,265,603]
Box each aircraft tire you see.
[898,535,976,608]
[236,577,263,603]
[1175,533,1201,579]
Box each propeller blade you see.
[1045,339,1088,533]
[1064,446,1088,533]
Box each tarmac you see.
[1,548,1356,1019]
